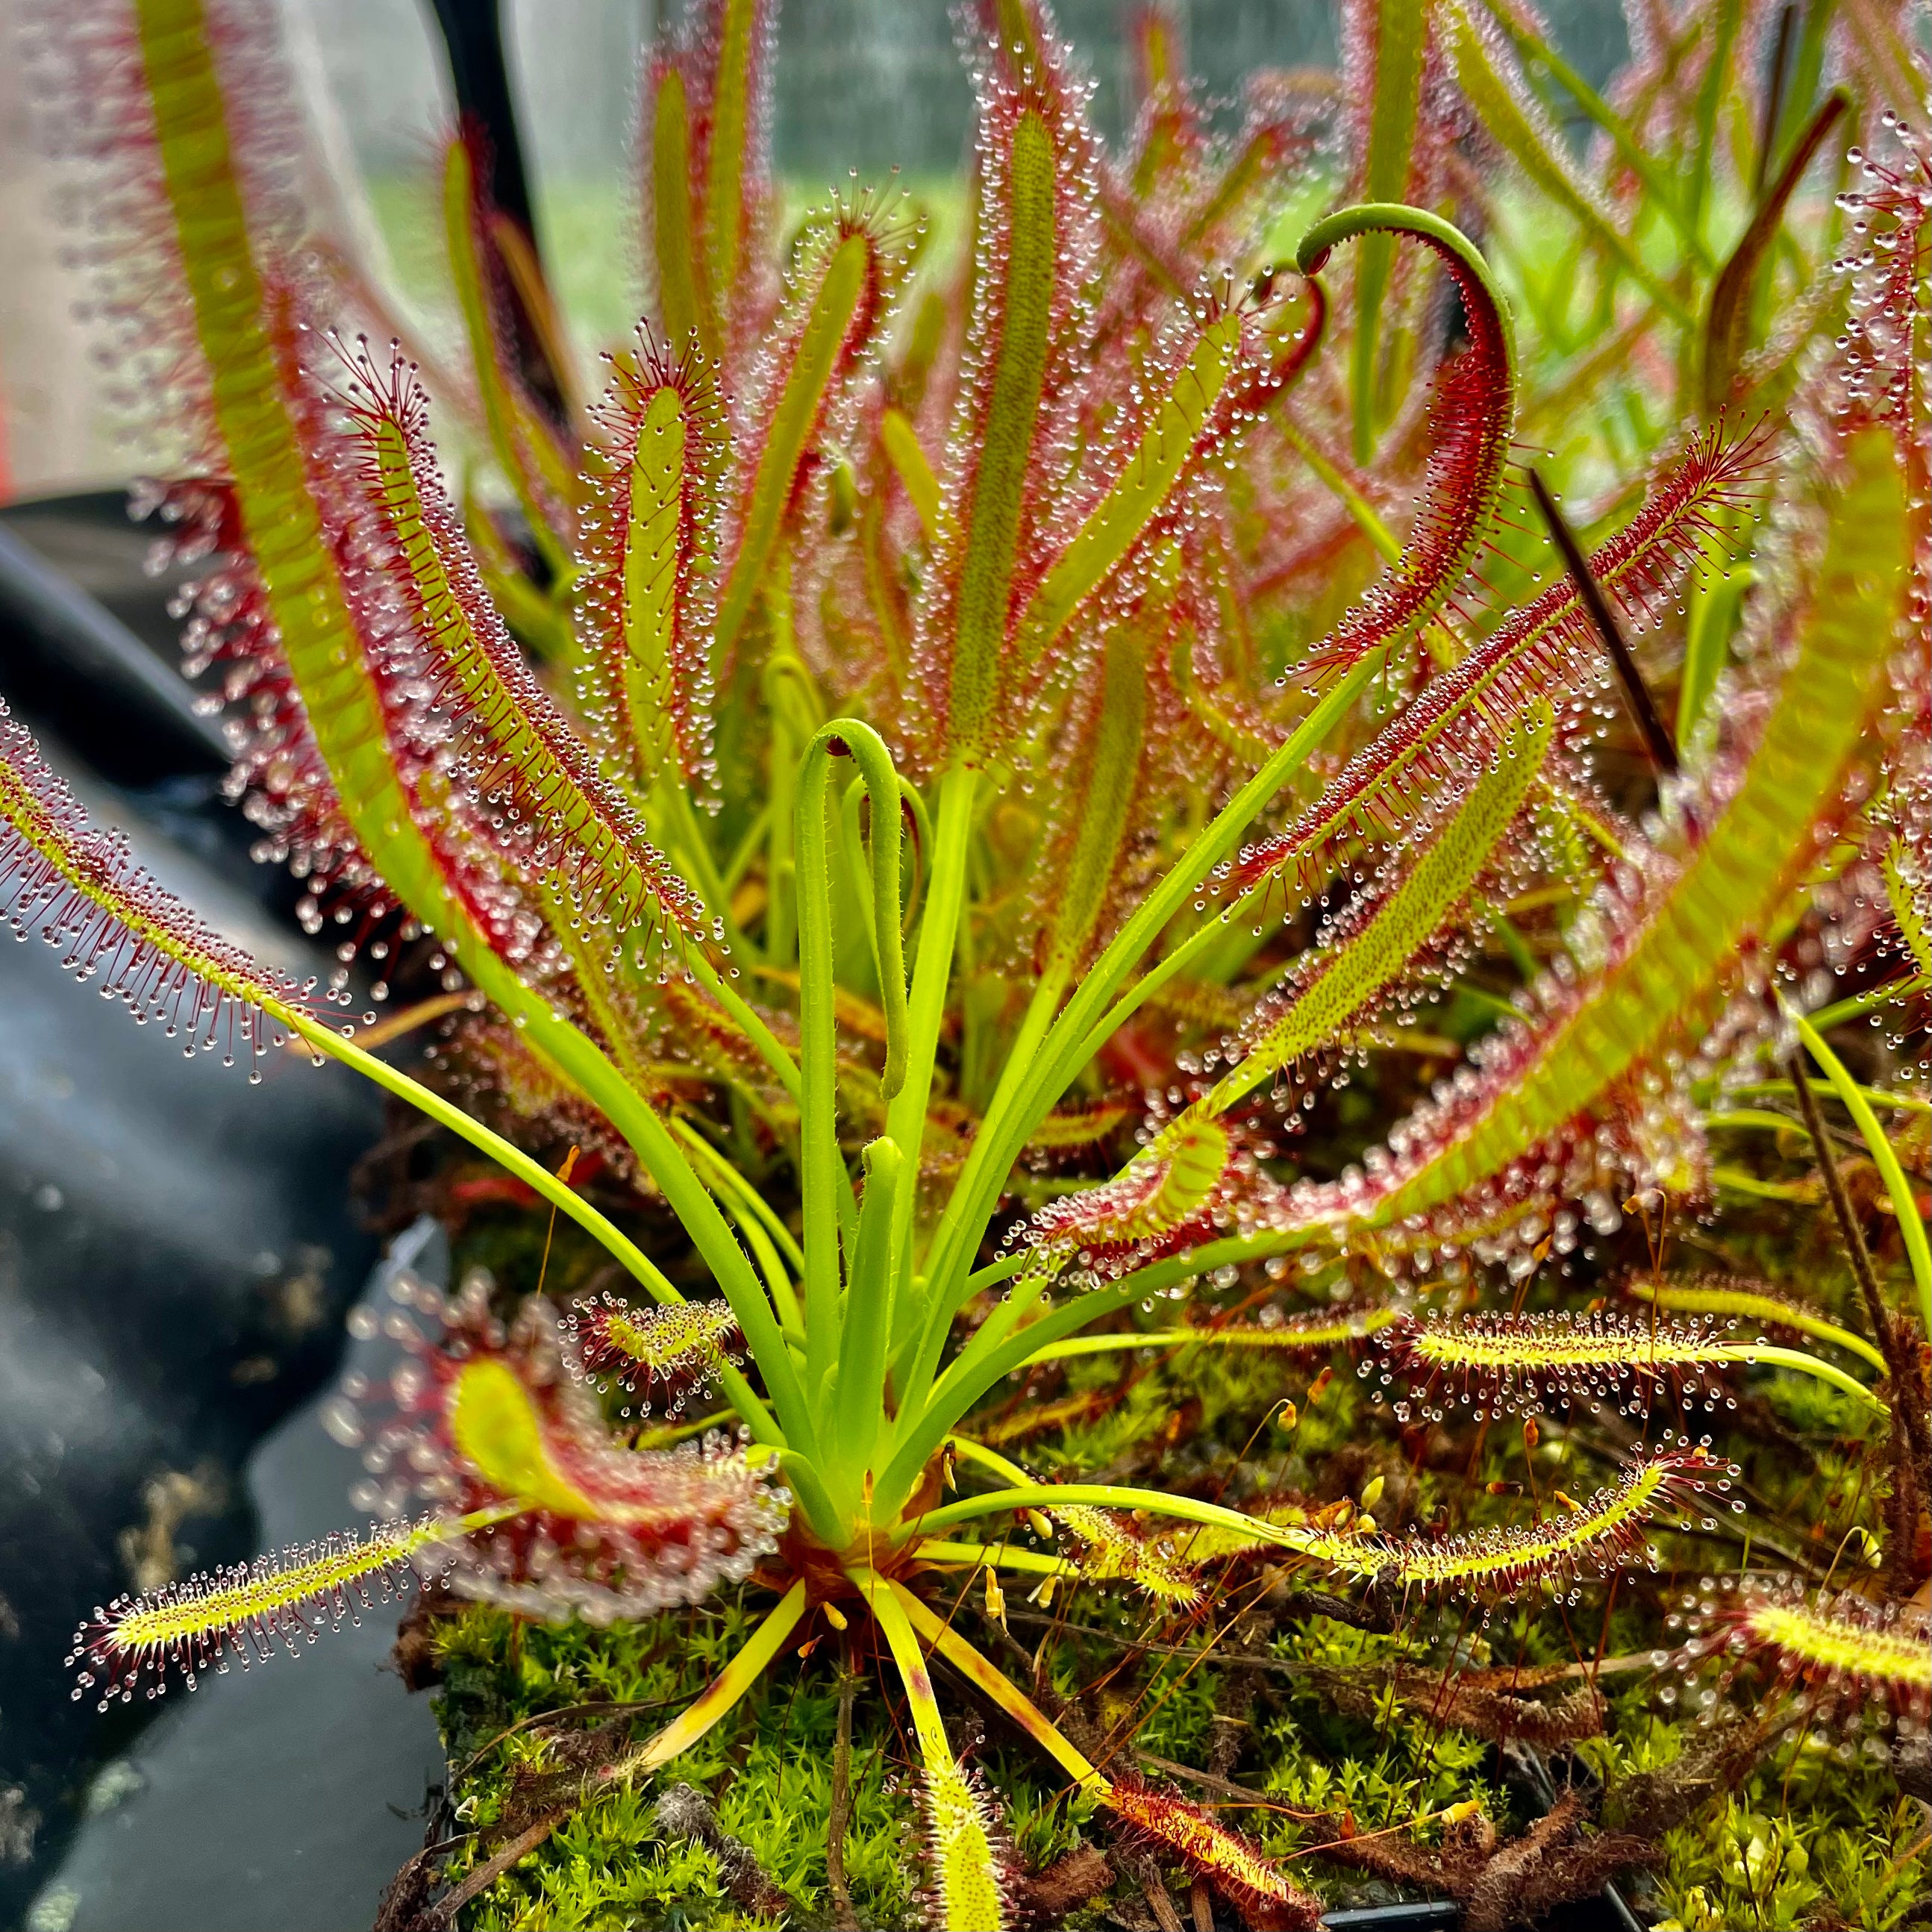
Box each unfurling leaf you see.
[350,1281,785,1623]
[1295,204,1516,674]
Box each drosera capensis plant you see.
[15,0,1932,1922]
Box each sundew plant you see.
[12,0,1932,1925]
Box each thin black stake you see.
[1528,467,1681,777]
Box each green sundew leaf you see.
[992,0,1042,67]
[1351,0,1431,463]
[701,0,760,338]
[441,134,574,573]
[1882,840,1932,978]
[0,704,320,1057]
[623,386,691,791]
[360,398,704,948]
[648,65,711,360]
[878,404,948,544]
[1626,1276,1888,1376]
[825,1136,903,1486]
[949,107,1058,757]
[1010,309,1244,678]
[463,486,576,661]
[892,286,948,416]
[1042,620,1149,975]
[1043,637,1143,973]
[1678,560,1751,745]
[1447,4,1689,322]
[1356,427,1910,1235]
[921,1762,1014,1932]
[1207,701,1554,1116]
[1702,90,1850,414]
[713,222,901,665]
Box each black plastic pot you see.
[0,495,386,1928]
[27,1221,452,1932]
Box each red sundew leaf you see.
[1831,134,1931,499]
[337,346,711,961]
[1179,71,1325,260]
[638,0,779,375]
[39,4,390,937]
[1338,0,1457,463]
[1024,1110,1236,1257]
[1293,205,1516,678]
[562,1291,743,1421]
[46,4,601,1004]
[1124,2,1203,199]
[576,326,728,799]
[134,475,380,938]
[919,0,1104,761]
[348,1281,786,1624]
[1007,279,1327,694]
[712,192,923,669]
[1093,54,1319,363]
[1278,423,1910,1260]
